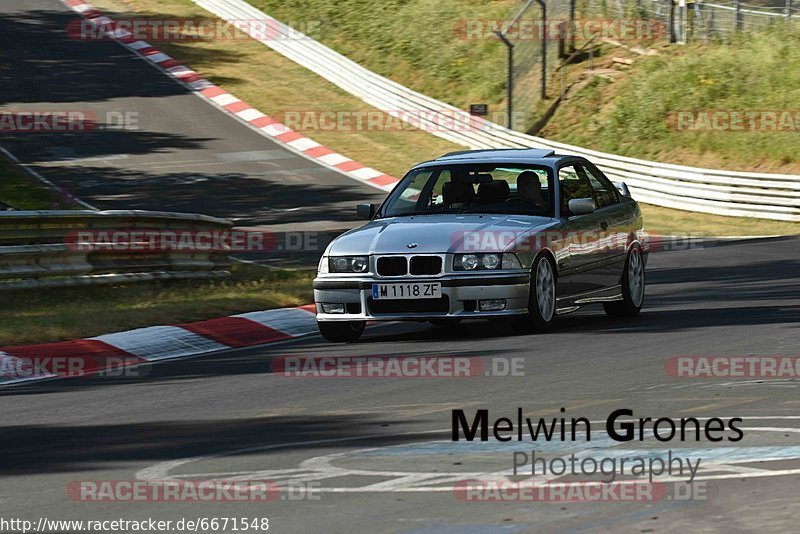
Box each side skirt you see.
[555,285,623,315]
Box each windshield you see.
[379,163,554,217]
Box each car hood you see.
[327,215,559,255]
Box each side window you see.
[392,170,452,214]
[390,170,433,215]
[558,165,593,216]
[427,169,452,209]
[581,164,618,208]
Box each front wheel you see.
[317,321,365,342]
[515,253,557,333]
[604,246,645,318]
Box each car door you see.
[556,163,607,294]
[579,162,631,288]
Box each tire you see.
[515,253,557,333]
[429,318,462,328]
[604,246,645,318]
[317,321,366,343]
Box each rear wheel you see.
[515,253,557,333]
[317,321,365,342]
[604,246,645,318]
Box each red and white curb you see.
[61,0,400,191]
[0,305,318,386]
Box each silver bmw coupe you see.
[313,148,648,342]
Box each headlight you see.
[482,253,500,270]
[329,256,369,273]
[454,253,511,271]
[318,256,329,274]
[461,254,479,270]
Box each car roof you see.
[410,148,581,170]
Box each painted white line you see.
[138,423,800,493]
[0,146,97,210]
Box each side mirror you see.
[613,181,632,198]
[356,203,377,220]
[568,198,596,216]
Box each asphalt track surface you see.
[0,0,385,234]
[1,236,798,532]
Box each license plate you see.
[372,282,442,300]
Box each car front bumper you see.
[313,273,531,322]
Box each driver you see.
[516,171,546,207]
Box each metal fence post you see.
[708,3,715,38]
[669,0,677,42]
[786,0,793,19]
[536,0,547,100]
[495,30,514,129]
[735,0,742,30]
[569,0,576,52]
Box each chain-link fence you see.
[497,0,572,129]
[500,0,800,130]
[690,1,800,39]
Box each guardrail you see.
[194,0,800,222]
[0,210,233,290]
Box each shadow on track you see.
[0,340,512,397]
[0,8,239,107]
[0,414,444,476]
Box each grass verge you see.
[640,204,800,236]
[1,262,314,346]
[0,155,72,210]
[542,29,800,174]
